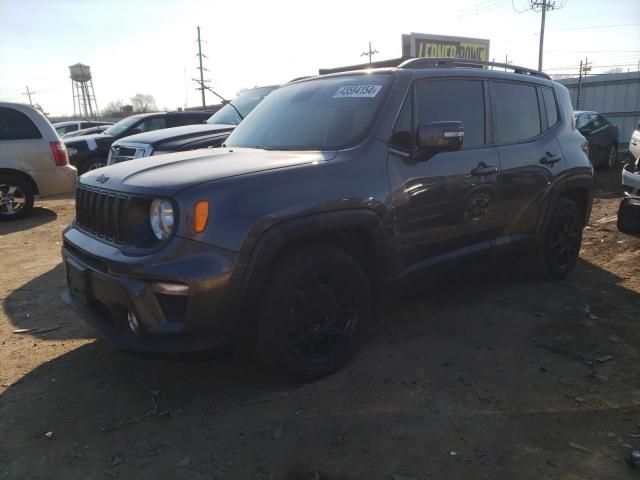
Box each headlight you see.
[149,199,175,240]
[67,147,78,157]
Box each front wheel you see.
[80,158,106,175]
[257,245,371,382]
[0,175,34,221]
[540,197,583,279]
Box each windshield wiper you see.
[204,85,244,121]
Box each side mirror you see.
[416,121,464,153]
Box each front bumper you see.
[622,164,640,195]
[61,227,245,353]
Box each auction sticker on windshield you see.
[333,85,382,98]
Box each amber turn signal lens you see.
[194,201,209,233]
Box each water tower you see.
[69,63,99,118]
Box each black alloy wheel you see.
[257,245,371,381]
[605,144,617,170]
[543,197,583,279]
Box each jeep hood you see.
[80,148,336,196]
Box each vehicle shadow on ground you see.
[0,207,57,236]
[1,258,639,479]
[3,262,95,340]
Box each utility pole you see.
[577,60,583,109]
[22,86,34,105]
[192,26,210,108]
[530,0,565,71]
[360,41,379,65]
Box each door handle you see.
[470,163,498,176]
[540,152,562,165]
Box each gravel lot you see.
[1,163,639,479]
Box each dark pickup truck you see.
[65,111,213,174]
[107,86,277,165]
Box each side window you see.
[138,117,167,132]
[541,87,558,127]
[576,114,590,130]
[415,80,485,149]
[0,107,42,140]
[492,82,541,144]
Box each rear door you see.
[0,107,52,174]
[388,78,501,277]
[490,81,565,243]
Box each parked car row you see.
[107,85,277,165]
[60,59,597,380]
[63,110,214,174]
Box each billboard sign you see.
[402,33,490,62]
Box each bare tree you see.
[130,94,158,113]
[102,99,126,117]
[606,67,624,74]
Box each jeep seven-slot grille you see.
[75,186,128,243]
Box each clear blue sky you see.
[1,0,638,116]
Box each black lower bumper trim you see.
[62,290,229,354]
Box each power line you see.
[458,0,509,19]
[547,23,639,32]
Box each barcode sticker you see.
[333,85,383,98]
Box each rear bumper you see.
[622,165,640,195]
[61,227,245,353]
[32,165,77,197]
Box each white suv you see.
[0,102,77,220]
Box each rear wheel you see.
[604,144,617,170]
[0,175,34,221]
[257,245,371,382]
[540,197,583,279]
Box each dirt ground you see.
[1,162,639,480]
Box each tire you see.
[603,144,617,170]
[256,245,371,382]
[0,175,34,221]
[80,158,106,175]
[539,197,583,280]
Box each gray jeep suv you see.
[62,59,593,381]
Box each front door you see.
[388,79,501,278]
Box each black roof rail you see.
[398,57,551,80]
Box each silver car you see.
[622,122,640,195]
[0,102,77,220]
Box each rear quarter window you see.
[541,87,559,127]
[491,82,541,144]
[0,107,42,140]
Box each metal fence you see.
[558,71,640,151]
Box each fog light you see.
[127,311,140,333]
[152,282,190,296]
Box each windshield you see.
[103,115,143,136]
[206,86,278,126]
[224,74,391,151]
